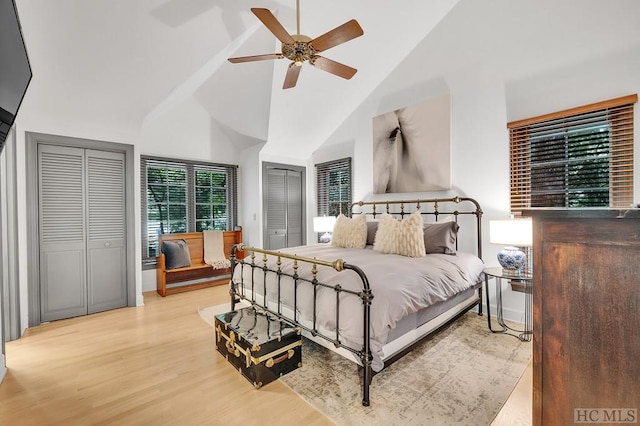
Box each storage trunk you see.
[215,306,302,388]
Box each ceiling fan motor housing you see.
[282,35,314,66]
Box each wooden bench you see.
[156,228,244,297]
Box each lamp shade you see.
[313,216,336,233]
[490,217,532,272]
[489,218,532,247]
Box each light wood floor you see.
[492,359,533,425]
[0,285,531,425]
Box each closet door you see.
[264,167,304,250]
[86,150,126,314]
[38,146,127,322]
[285,170,302,247]
[39,145,87,321]
[265,169,287,250]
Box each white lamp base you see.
[319,232,332,243]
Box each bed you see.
[229,197,484,406]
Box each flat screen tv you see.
[0,0,32,152]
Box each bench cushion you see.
[163,239,192,269]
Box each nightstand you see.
[483,266,532,342]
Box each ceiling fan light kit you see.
[228,1,363,89]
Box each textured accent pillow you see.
[373,212,426,257]
[331,214,367,248]
[366,221,379,245]
[163,239,192,269]
[423,221,459,254]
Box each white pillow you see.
[373,212,426,257]
[331,214,367,248]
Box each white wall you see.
[13,95,251,314]
[138,98,249,292]
[238,143,264,249]
[314,5,640,322]
[140,98,241,164]
[7,0,640,330]
[321,71,528,321]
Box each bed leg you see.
[477,286,483,316]
[229,247,237,310]
[362,359,372,406]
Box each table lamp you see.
[489,217,532,274]
[313,216,336,243]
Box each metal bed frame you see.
[229,196,483,406]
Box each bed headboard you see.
[350,196,483,259]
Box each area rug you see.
[199,305,531,426]
[198,301,250,326]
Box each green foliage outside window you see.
[316,158,352,242]
[530,124,610,208]
[142,157,237,262]
[195,169,228,232]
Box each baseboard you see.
[486,303,526,325]
[0,354,6,383]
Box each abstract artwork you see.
[372,95,451,194]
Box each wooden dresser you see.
[527,209,640,426]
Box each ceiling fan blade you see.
[309,19,364,52]
[228,53,283,63]
[251,8,295,45]
[310,56,357,80]
[283,63,302,89]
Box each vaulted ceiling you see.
[15,0,458,157]
[14,0,640,159]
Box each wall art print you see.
[372,94,451,194]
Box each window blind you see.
[140,155,238,266]
[508,94,637,213]
[315,157,352,217]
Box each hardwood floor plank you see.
[0,285,530,425]
[492,358,533,425]
[0,286,332,425]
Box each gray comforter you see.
[232,244,484,371]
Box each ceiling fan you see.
[228,0,364,89]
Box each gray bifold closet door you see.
[265,169,302,250]
[38,145,126,322]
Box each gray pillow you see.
[423,221,459,254]
[366,221,378,246]
[162,239,192,269]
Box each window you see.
[316,157,352,218]
[508,94,637,214]
[141,156,237,265]
[194,167,232,232]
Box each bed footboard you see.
[229,244,374,406]
[228,196,484,407]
